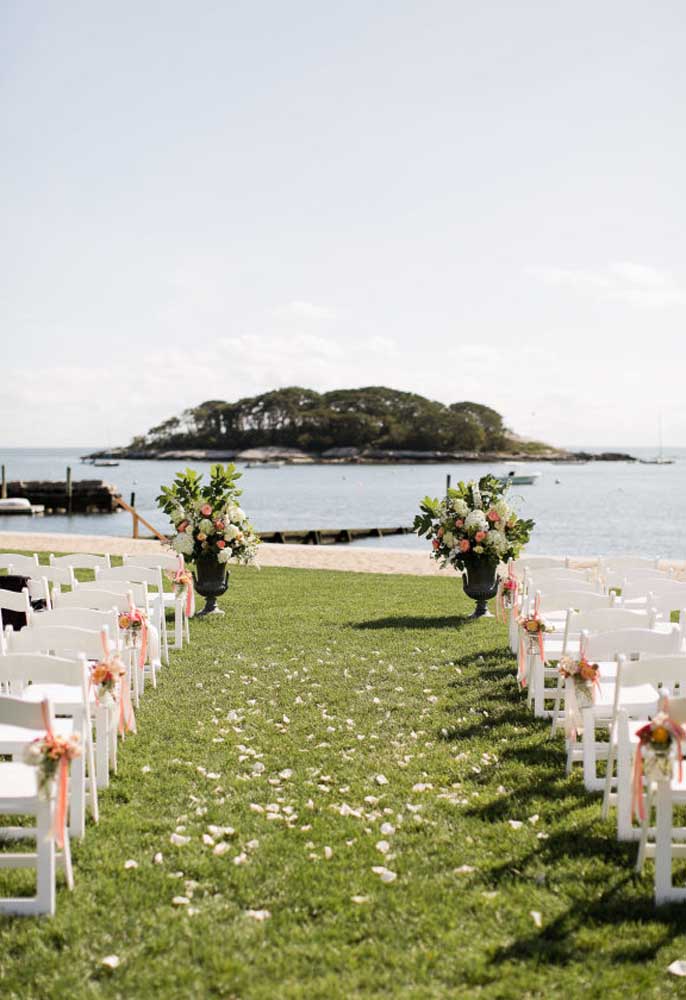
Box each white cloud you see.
[526,262,686,307]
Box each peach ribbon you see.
[497,565,518,622]
[173,560,194,617]
[39,700,69,850]
[127,597,148,669]
[89,632,136,737]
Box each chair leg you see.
[85,727,99,824]
[69,748,86,839]
[655,779,674,904]
[95,703,110,789]
[36,800,56,916]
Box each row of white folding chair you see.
[0,694,72,915]
[0,639,98,841]
[123,552,191,649]
[50,552,112,577]
[64,580,159,690]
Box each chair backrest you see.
[124,552,182,572]
[0,653,88,692]
[0,588,31,616]
[528,574,598,595]
[646,588,686,618]
[615,654,686,696]
[50,552,112,571]
[621,578,686,601]
[74,579,148,609]
[601,556,660,574]
[664,694,686,726]
[96,564,163,594]
[0,693,55,730]
[52,588,133,613]
[567,607,656,635]
[583,626,681,661]
[535,589,610,615]
[34,564,77,589]
[5,624,109,661]
[29,607,120,639]
[0,553,39,573]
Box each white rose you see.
[452,499,469,517]
[198,518,214,535]
[217,548,231,564]
[464,510,488,533]
[224,524,240,541]
[173,532,194,555]
[443,531,455,548]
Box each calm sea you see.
[0,447,684,558]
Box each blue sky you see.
[2,1,685,447]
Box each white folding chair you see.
[3,628,106,820]
[0,695,72,915]
[0,553,40,574]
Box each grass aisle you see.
[2,565,686,998]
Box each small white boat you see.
[0,497,45,516]
[93,459,120,467]
[246,461,285,469]
[496,470,541,486]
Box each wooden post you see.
[66,466,72,515]
[1,465,6,500]
[446,474,451,499]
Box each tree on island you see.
[128,386,524,454]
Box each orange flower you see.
[652,725,670,745]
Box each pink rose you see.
[486,509,500,523]
[200,504,213,517]
[475,530,487,542]
[216,539,226,549]
[176,519,189,533]
[214,520,225,531]
[455,518,464,528]
[437,527,444,537]
[459,539,471,552]
[432,539,440,550]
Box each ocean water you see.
[0,447,684,558]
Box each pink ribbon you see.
[631,707,684,821]
[39,700,69,850]
[127,597,148,669]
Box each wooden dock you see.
[4,480,122,514]
[258,526,413,545]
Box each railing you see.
[113,496,169,543]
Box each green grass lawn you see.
[2,558,686,998]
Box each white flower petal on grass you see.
[170,834,191,846]
[351,895,370,904]
[202,834,215,847]
[454,865,475,875]
[250,803,264,813]
[233,852,249,866]
[124,859,139,870]
[528,814,539,825]
[508,821,523,830]
[101,955,120,970]
[141,765,152,774]
[213,842,231,857]
[537,832,549,840]
[246,839,260,851]
[371,866,397,883]
[380,823,395,836]
[324,846,333,860]
[153,852,164,865]
[375,841,391,855]
[412,783,432,792]
[172,896,191,906]
[530,911,543,929]
[668,961,686,977]
[246,909,271,921]
[375,775,388,786]
[279,769,293,779]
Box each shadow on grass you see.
[351,614,475,631]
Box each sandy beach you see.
[0,531,452,576]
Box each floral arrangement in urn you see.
[156,464,259,566]
[414,475,534,618]
[413,475,534,571]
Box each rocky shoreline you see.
[83,445,638,464]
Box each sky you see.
[1,0,685,449]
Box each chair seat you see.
[593,681,659,713]
[0,761,41,801]
[21,684,89,713]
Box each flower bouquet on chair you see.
[413,475,534,619]
[157,464,259,618]
[558,653,600,739]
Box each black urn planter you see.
[460,557,499,619]
[193,553,229,617]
